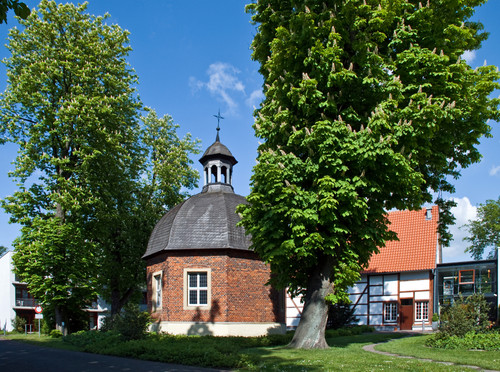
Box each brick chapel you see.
[143,127,286,336]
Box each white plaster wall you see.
[383,275,398,295]
[400,279,429,292]
[400,292,414,298]
[370,295,398,303]
[356,316,368,325]
[353,304,367,315]
[370,302,383,315]
[349,281,367,293]
[415,291,430,300]
[400,271,429,281]
[0,252,15,332]
[369,276,383,285]
[369,315,383,325]
[286,294,303,328]
[153,321,286,337]
[349,293,368,304]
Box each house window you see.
[459,270,475,284]
[384,302,398,322]
[415,301,429,321]
[184,268,211,309]
[152,271,162,311]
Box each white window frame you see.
[183,268,211,310]
[152,270,162,312]
[415,301,429,321]
[384,302,398,323]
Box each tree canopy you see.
[464,197,500,260]
[0,0,30,24]
[0,0,200,331]
[0,0,141,332]
[240,0,499,349]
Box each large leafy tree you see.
[464,197,499,260]
[93,109,200,316]
[0,0,141,332]
[240,0,499,348]
[1,1,201,330]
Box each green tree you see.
[0,0,141,332]
[464,197,500,260]
[93,109,199,316]
[0,0,30,24]
[0,245,7,256]
[240,0,499,348]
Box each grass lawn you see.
[3,331,497,371]
[1,333,79,352]
[243,333,478,371]
[376,334,500,371]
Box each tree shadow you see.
[187,299,221,336]
[326,331,407,348]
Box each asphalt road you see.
[0,338,228,372]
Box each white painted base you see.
[150,321,286,337]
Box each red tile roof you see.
[364,206,440,274]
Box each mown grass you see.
[3,330,498,371]
[376,334,500,371]
[243,333,469,371]
[1,332,79,351]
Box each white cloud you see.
[246,89,264,109]
[489,165,500,176]
[462,50,476,65]
[189,62,246,113]
[442,197,477,263]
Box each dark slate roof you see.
[199,140,237,165]
[143,190,251,258]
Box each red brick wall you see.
[145,249,284,324]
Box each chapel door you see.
[400,298,413,330]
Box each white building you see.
[0,250,108,332]
[287,206,498,331]
[0,251,39,332]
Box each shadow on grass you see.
[326,332,408,348]
[241,332,408,371]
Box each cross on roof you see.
[213,109,224,141]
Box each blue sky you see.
[0,1,498,263]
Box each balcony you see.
[14,297,38,308]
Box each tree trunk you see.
[288,256,335,349]
[54,305,67,335]
[110,283,135,316]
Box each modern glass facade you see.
[435,259,497,321]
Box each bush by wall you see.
[11,316,26,333]
[100,303,151,340]
[439,293,492,337]
[426,331,500,351]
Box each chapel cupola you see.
[199,110,237,193]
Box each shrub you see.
[101,303,151,340]
[50,329,63,338]
[426,330,500,351]
[11,316,26,333]
[439,293,491,337]
[326,301,358,329]
[64,330,123,350]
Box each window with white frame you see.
[384,302,398,322]
[415,301,429,321]
[152,271,162,311]
[184,269,211,309]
